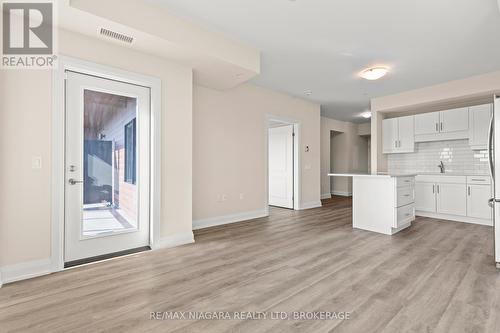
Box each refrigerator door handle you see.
[488,114,494,179]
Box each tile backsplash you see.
[388,139,489,175]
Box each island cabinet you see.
[351,175,415,235]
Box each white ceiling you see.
[148,0,500,123]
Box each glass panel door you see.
[65,71,150,264]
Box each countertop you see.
[328,173,417,178]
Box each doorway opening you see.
[329,129,370,198]
[267,118,299,211]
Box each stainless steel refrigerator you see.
[489,95,500,267]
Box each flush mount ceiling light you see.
[304,90,313,96]
[359,66,389,80]
[360,111,372,119]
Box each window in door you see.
[124,118,136,184]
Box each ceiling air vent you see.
[99,28,134,44]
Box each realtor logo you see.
[2,1,56,68]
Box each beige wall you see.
[320,117,369,197]
[370,70,500,173]
[0,29,193,267]
[193,84,321,220]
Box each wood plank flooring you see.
[1,196,500,332]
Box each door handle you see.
[435,123,438,132]
[440,122,443,131]
[489,198,495,208]
[68,178,84,185]
[488,114,494,178]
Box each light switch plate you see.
[32,156,42,169]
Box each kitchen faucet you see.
[438,161,445,173]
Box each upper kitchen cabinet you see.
[383,116,414,154]
[469,103,492,150]
[414,112,440,135]
[414,107,469,142]
[440,107,469,133]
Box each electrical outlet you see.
[222,194,228,201]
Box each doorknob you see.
[68,178,84,185]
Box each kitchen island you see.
[328,173,416,235]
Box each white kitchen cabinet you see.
[414,112,440,135]
[398,116,415,152]
[414,108,469,142]
[469,104,492,150]
[382,116,414,154]
[436,183,467,216]
[440,107,469,133]
[415,182,436,212]
[382,118,398,153]
[415,175,492,225]
[467,184,492,220]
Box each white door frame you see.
[265,115,300,210]
[51,55,162,272]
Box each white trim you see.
[193,209,269,230]
[0,259,52,285]
[299,201,322,210]
[265,114,301,210]
[154,232,195,250]
[52,55,162,272]
[331,191,353,197]
[321,193,332,199]
[416,211,493,226]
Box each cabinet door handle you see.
[437,185,440,194]
[440,122,443,131]
[468,186,471,196]
[436,123,439,132]
[432,185,435,193]
[395,140,397,148]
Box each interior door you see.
[65,71,151,264]
[268,125,294,209]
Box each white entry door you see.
[268,125,294,209]
[65,71,151,264]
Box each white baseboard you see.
[321,193,332,199]
[193,209,269,230]
[154,232,195,250]
[0,258,52,286]
[299,200,322,210]
[331,191,352,197]
[416,211,493,226]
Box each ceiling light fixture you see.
[304,90,313,96]
[361,111,372,119]
[359,66,389,80]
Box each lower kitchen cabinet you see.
[467,184,492,219]
[436,183,467,216]
[415,182,436,212]
[415,175,492,225]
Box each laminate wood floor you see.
[1,196,500,333]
